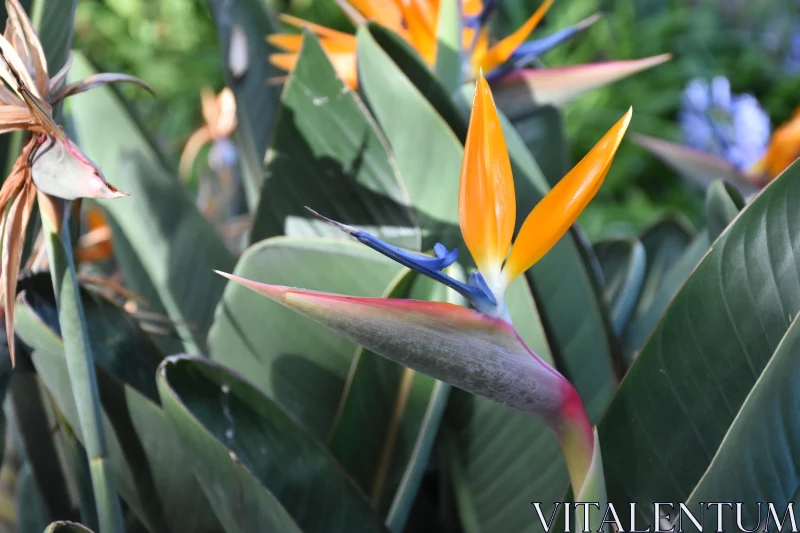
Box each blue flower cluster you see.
[678,76,771,171]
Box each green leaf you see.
[158,355,387,533]
[594,238,646,336]
[683,313,800,530]
[208,0,282,208]
[509,106,570,188]
[356,24,462,248]
[444,390,568,533]
[32,0,77,76]
[600,161,800,526]
[434,0,462,94]
[15,287,222,533]
[621,216,697,355]
[327,269,459,530]
[65,53,236,354]
[208,237,404,439]
[705,179,745,241]
[251,31,419,249]
[16,461,50,533]
[44,522,95,533]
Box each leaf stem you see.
[40,194,124,533]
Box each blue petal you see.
[508,23,590,64]
[305,208,497,309]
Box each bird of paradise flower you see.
[267,0,669,113]
[217,71,632,515]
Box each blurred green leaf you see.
[251,31,419,248]
[15,285,222,533]
[509,106,571,188]
[34,0,77,76]
[601,160,800,527]
[16,462,50,533]
[705,179,745,241]
[208,0,282,209]
[594,238,646,336]
[66,53,236,354]
[208,238,404,439]
[435,0,462,94]
[158,355,387,533]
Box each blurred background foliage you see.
[72,0,800,240]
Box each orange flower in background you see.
[179,87,237,178]
[752,107,800,183]
[267,0,559,88]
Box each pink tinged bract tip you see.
[492,54,672,116]
[31,137,129,200]
[220,272,580,426]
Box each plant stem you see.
[40,195,124,533]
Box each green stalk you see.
[40,196,124,533]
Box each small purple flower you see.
[678,76,771,171]
[783,25,800,74]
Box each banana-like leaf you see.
[434,0,462,94]
[34,0,76,77]
[44,522,94,533]
[15,287,222,533]
[600,159,800,527]
[680,312,800,530]
[506,105,570,188]
[491,55,671,117]
[65,53,236,354]
[251,31,419,249]
[16,462,50,533]
[631,133,759,197]
[207,238,404,439]
[705,179,745,241]
[594,238,646,337]
[157,355,386,533]
[356,25,462,249]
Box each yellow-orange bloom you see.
[461,72,632,301]
[267,0,554,88]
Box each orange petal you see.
[395,0,438,65]
[503,108,632,282]
[278,14,355,46]
[754,107,800,181]
[477,0,553,73]
[459,72,515,279]
[350,0,404,29]
[463,0,483,17]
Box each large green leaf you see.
[158,355,386,533]
[356,25,461,249]
[32,0,77,76]
[600,160,800,525]
[360,25,616,421]
[208,0,281,208]
[65,53,236,354]
[16,461,50,533]
[15,285,221,533]
[207,237,404,439]
[508,106,570,188]
[705,179,745,241]
[434,0,462,94]
[327,269,458,530]
[251,31,418,248]
[683,314,800,531]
